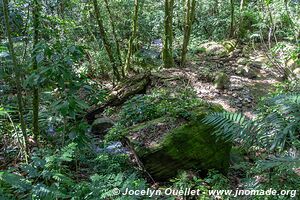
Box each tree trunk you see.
[240,0,244,11]
[124,0,139,75]
[32,0,40,145]
[229,0,235,38]
[180,0,196,67]
[92,0,120,81]
[266,2,277,49]
[163,0,175,68]
[103,0,123,74]
[2,0,29,162]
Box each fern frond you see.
[202,112,255,144]
[32,183,67,199]
[0,171,32,193]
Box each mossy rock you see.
[199,41,228,57]
[292,68,300,79]
[125,104,231,181]
[139,121,231,181]
[213,72,230,89]
[236,65,259,79]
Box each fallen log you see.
[85,73,151,124]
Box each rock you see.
[125,109,231,181]
[91,117,114,136]
[236,65,259,79]
[237,58,249,65]
[248,61,263,69]
[286,58,299,70]
[213,72,230,90]
[237,104,243,108]
[199,41,228,57]
[292,68,300,79]
[242,46,251,57]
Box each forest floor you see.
[151,43,279,119]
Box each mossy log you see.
[86,73,151,124]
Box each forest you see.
[0,0,299,199]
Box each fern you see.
[0,172,32,193]
[31,183,68,199]
[203,93,300,151]
[202,112,257,145]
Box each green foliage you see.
[107,88,218,141]
[203,92,300,199]
[242,155,300,199]
[170,170,231,200]
[118,88,212,127]
[203,93,300,151]
[0,142,147,200]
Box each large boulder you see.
[124,106,231,181]
[199,41,228,57]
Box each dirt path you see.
[152,44,279,119]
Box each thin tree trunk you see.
[163,0,175,68]
[2,0,29,162]
[103,0,123,73]
[181,0,196,67]
[32,0,40,145]
[92,0,120,81]
[229,0,235,38]
[124,0,139,75]
[266,3,277,48]
[240,0,244,11]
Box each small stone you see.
[236,58,249,65]
[245,98,252,103]
[292,68,300,79]
[237,104,243,108]
[236,65,259,79]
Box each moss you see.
[141,121,231,181]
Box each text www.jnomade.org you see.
[112,187,297,198]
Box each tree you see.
[229,0,235,38]
[163,0,175,68]
[2,0,29,162]
[124,0,139,75]
[180,0,196,67]
[92,0,120,81]
[103,0,123,74]
[32,0,40,145]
